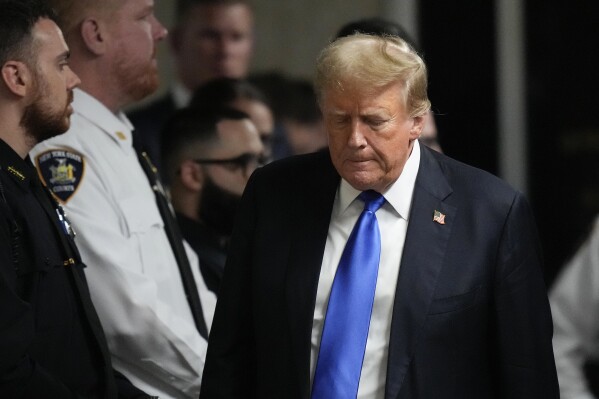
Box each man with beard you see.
[162,107,263,295]
[0,1,152,397]
[30,1,217,398]
[129,0,255,174]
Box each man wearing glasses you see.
[162,107,264,295]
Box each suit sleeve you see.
[493,192,560,398]
[200,170,260,398]
[113,369,154,399]
[550,217,599,399]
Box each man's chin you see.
[342,171,388,192]
[139,71,160,99]
[120,67,160,104]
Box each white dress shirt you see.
[171,80,192,109]
[550,215,599,399]
[30,89,216,399]
[311,141,421,399]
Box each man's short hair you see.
[162,106,250,182]
[45,0,121,39]
[0,0,57,67]
[315,34,430,118]
[190,77,270,111]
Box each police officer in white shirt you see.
[30,1,216,398]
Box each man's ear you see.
[179,160,204,192]
[409,114,426,140]
[80,18,107,55]
[1,61,32,98]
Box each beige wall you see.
[250,0,380,79]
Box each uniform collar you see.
[338,139,421,220]
[72,88,135,149]
[0,138,37,191]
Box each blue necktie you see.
[312,190,386,399]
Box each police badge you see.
[35,149,85,203]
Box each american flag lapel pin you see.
[433,210,446,225]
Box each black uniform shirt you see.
[0,138,115,398]
[176,212,228,295]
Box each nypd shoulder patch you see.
[35,149,85,203]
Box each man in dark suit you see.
[0,1,150,397]
[200,34,558,398]
[128,0,255,173]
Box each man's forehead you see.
[218,117,255,132]
[215,119,262,150]
[33,18,68,52]
[191,3,253,25]
[322,82,405,108]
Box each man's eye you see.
[367,119,386,127]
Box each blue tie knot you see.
[359,190,385,213]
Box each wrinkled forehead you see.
[319,79,408,112]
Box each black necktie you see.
[134,140,209,339]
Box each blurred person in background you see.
[278,78,327,156]
[162,107,263,295]
[129,0,254,172]
[189,77,273,165]
[551,216,599,399]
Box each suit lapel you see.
[385,145,457,399]
[285,153,340,397]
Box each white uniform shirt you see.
[310,141,420,399]
[30,89,216,399]
[550,215,599,399]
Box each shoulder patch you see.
[35,149,85,203]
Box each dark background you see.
[420,0,599,287]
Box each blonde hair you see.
[315,33,430,118]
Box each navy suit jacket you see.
[200,144,559,398]
[127,93,177,175]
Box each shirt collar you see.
[171,80,192,109]
[73,88,134,149]
[0,138,37,191]
[338,139,421,220]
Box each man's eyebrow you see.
[56,50,71,62]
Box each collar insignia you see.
[6,166,26,181]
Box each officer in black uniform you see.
[0,1,154,397]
